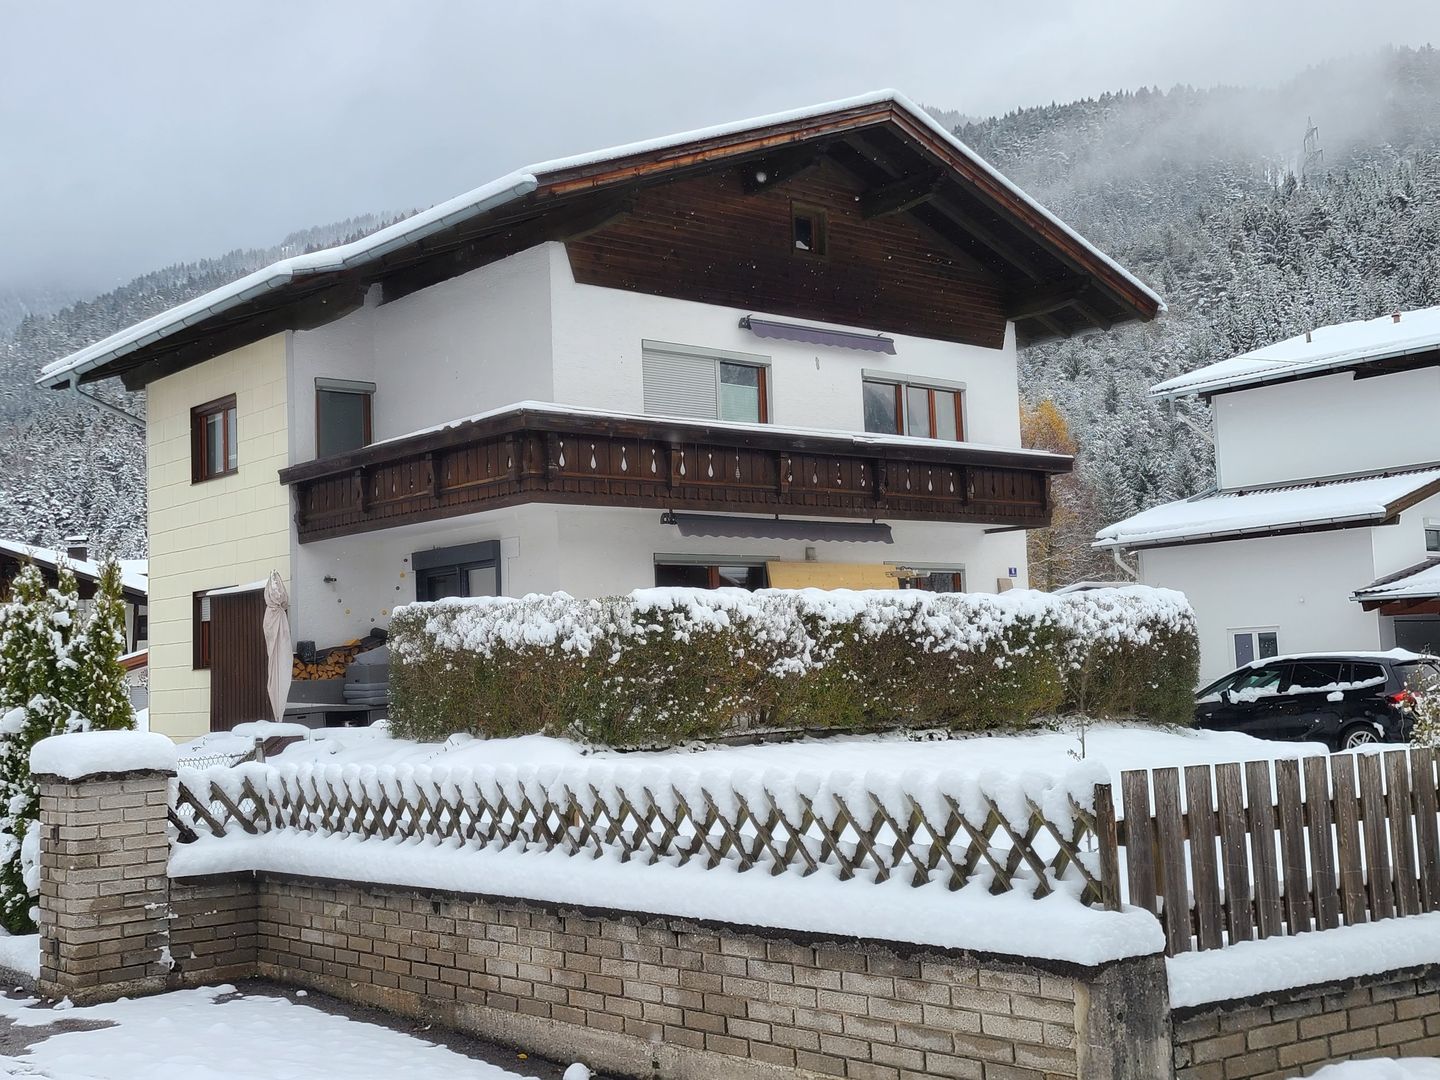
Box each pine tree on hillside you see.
[82,559,134,732]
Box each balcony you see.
[278,403,1072,543]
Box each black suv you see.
[1194,652,1440,750]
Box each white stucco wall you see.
[1138,528,1382,685]
[1213,367,1440,489]
[147,334,292,741]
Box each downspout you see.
[68,376,144,429]
[1111,547,1139,581]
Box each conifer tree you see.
[81,559,134,732]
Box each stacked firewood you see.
[292,630,387,681]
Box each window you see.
[132,604,148,651]
[655,560,768,590]
[191,395,238,482]
[1232,628,1279,668]
[862,378,963,441]
[193,593,213,670]
[413,541,500,602]
[315,379,374,458]
[900,569,965,593]
[1426,527,1440,553]
[1285,661,1346,693]
[641,342,770,423]
[792,205,827,255]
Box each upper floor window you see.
[642,342,769,424]
[863,378,964,441]
[1427,527,1440,553]
[315,378,375,458]
[191,395,238,482]
[792,204,827,256]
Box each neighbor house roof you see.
[40,90,1162,393]
[1353,559,1440,606]
[1152,305,1440,400]
[1094,467,1440,550]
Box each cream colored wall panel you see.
[146,333,292,742]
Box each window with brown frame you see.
[862,379,964,441]
[193,592,213,670]
[191,395,238,482]
[315,380,375,458]
[791,204,827,256]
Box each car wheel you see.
[1338,725,1380,751]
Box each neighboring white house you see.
[39,91,1161,739]
[1097,306,1440,684]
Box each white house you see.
[39,91,1161,739]
[1097,306,1440,684]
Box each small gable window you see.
[315,378,375,459]
[191,395,238,483]
[792,205,827,256]
[1427,527,1440,553]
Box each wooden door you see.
[209,588,271,731]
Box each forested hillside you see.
[959,46,1440,585]
[4,46,1440,570]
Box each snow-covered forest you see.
[3,46,1440,568]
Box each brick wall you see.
[1173,968,1440,1079]
[248,876,1105,1080]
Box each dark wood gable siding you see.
[564,157,1008,349]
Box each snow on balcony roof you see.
[1353,559,1440,603]
[1094,467,1440,551]
[1152,305,1440,400]
[40,89,1161,390]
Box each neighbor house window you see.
[792,204,827,255]
[1427,527,1440,553]
[191,395,238,482]
[862,378,963,441]
[413,541,500,602]
[642,342,770,424]
[132,605,148,651]
[315,378,375,458]
[1232,628,1279,667]
[193,593,212,670]
[900,569,965,593]
[655,560,767,590]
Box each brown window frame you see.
[863,378,964,442]
[718,360,769,424]
[191,394,239,483]
[314,383,375,459]
[193,592,213,670]
[791,203,828,257]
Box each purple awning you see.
[740,316,896,354]
[664,512,893,543]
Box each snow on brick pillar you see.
[31,731,179,1004]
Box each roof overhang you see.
[40,90,1162,393]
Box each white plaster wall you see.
[1213,368,1440,489]
[1138,528,1382,685]
[544,244,1022,445]
[290,503,1027,648]
[1370,491,1440,578]
[147,334,292,741]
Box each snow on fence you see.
[169,761,1123,907]
[1120,746,1440,956]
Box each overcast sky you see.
[3,0,1438,301]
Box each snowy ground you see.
[0,983,584,1079]
[0,935,37,982]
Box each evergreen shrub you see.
[390,585,1198,748]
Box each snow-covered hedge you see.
[388,586,1197,746]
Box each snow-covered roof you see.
[1094,467,1440,550]
[1353,559,1440,604]
[1153,305,1440,399]
[0,540,147,597]
[40,90,1162,390]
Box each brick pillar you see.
[34,765,175,1004]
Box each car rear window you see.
[1397,660,1440,693]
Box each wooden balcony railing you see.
[278,405,1071,543]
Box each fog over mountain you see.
[4,46,1440,572]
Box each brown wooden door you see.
[209,589,271,731]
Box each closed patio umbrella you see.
[263,570,292,724]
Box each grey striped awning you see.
[740,316,896,354]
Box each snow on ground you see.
[1307,1061,1440,1079]
[252,721,1329,809]
[0,984,552,1079]
[1168,912,1440,1008]
[0,933,37,979]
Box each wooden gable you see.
[565,156,1006,348]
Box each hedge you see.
[388,586,1199,747]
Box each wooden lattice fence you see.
[1121,746,1440,955]
[170,763,1122,908]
